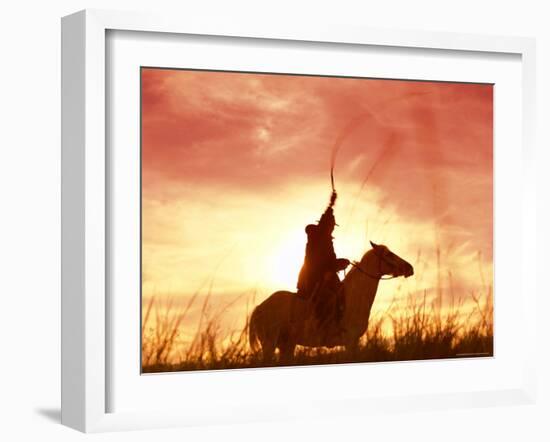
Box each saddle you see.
[296,280,346,342]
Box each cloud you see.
[141,68,493,327]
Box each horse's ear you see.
[370,240,378,249]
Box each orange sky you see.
[141,68,493,337]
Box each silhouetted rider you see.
[297,191,349,323]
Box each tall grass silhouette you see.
[142,274,493,373]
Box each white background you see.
[0,1,548,441]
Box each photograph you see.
[140,67,494,373]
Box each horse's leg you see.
[275,325,295,365]
[278,342,296,365]
[345,336,360,360]
[261,344,275,364]
[258,321,282,364]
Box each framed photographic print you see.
[140,67,491,373]
[61,9,537,432]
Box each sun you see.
[266,230,306,292]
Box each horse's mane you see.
[343,248,376,283]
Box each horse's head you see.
[361,241,414,279]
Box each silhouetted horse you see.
[249,241,413,362]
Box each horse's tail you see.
[248,306,261,352]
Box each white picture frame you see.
[61,9,537,433]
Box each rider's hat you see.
[305,224,318,235]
